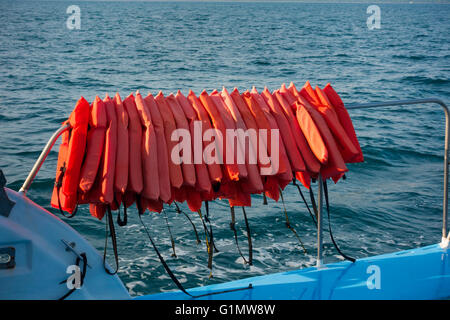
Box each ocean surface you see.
[0,1,449,297]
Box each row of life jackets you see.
[51,82,363,220]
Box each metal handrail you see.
[19,122,71,194]
[315,98,449,267]
[17,98,449,266]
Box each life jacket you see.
[113,93,129,195]
[228,183,252,207]
[51,122,70,211]
[145,93,172,203]
[295,100,329,164]
[298,80,322,106]
[79,96,107,193]
[323,83,364,163]
[221,87,264,194]
[250,87,293,187]
[176,90,212,194]
[89,203,106,220]
[260,88,306,173]
[186,187,203,212]
[135,91,160,201]
[242,91,289,202]
[296,96,348,182]
[229,88,272,177]
[99,94,117,204]
[199,90,240,182]
[303,85,359,162]
[210,90,248,179]
[51,98,91,214]
[279,83,297,107]
[314,86,358,158]
[273,90,321,175]
[154,91,184,189]
[242,90,286,176]
[123,94,144,194]
[140,196,164,213]
[165,93,196,187]
[187,90,223,186]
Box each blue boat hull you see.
[137,244,450,300]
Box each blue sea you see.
[0,1,449,296]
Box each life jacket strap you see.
[279,188,307,254]
[174,202,201,245]
[163,208,177,258]
[229,206,250,265]
[103,205,119,275]
[323,180,356,263]
[292,178,317,227]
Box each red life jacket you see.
[176,90,212,194]
[273,90,321,175]
[187,90,223,186]
[199,90,240,182]
[260,88,306,173]
[135,91,160,201]
[250,87,293,190]
[155,91,184,190]
[221,87,264,194]
[79,96,107,193]
[113,93,129,195]
[296,96,348,182]
[145,93,172,203]
[123,94,144,194]
[210,90,248,179]
[323,83,364,163]
[230,88,272,177]
[166,93,197,187]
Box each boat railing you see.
[18,98,450,267]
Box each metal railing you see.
[18,98,449,267]
[315,98,449,267]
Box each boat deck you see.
[137,244,449,300]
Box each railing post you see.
[317,173,324,268]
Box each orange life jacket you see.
[123,94,144,194]
[295,101,328,164]
[296,96,348,182]
[279,83,297,107]
[155,91,184,190]
[314,86,358,160]
[250,87,293,188]
[229,88,272,176]
[176,90,212,194]
[199,90,240,182]
[51,98,90,213]
[98,94,117,204]
[273,90,321,175]
[79,96,107,193]
[221,87,264,194]
[113,93,129,195]
[187,90,223,186]
[323,83,364,163]
[135,91,160,201]
[210,90,248,179]
[145,93,172,203]
[165,93,197,187]
[260,88,306,173]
